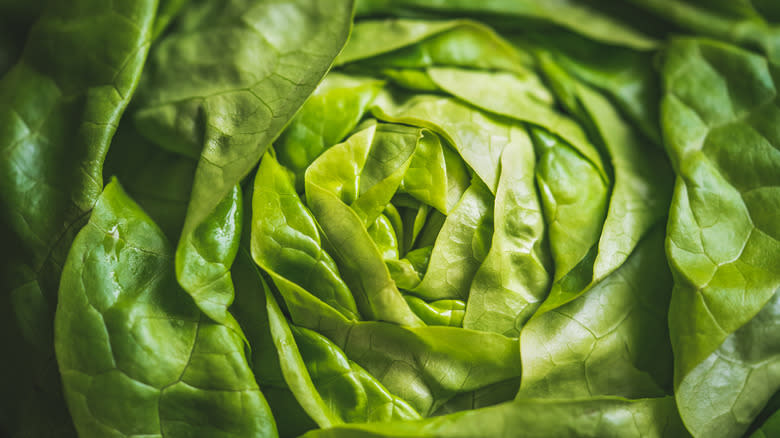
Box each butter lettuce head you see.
[0,1,778,438]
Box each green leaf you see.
[263,280,422,428]
[529,127,608,309]
[304,124,425,326]
[338,19,530,73]
[462,132,551,336]
[386,246,432,290]
[750,393,780,438]
[369,213,400,260]
[232,234,317,438]
[533,55,673,290]
[353,0,660,50]
[176,184,246,339]
[403,296,466,327]
[676,291,780,437]
[661,38,780,436]
[103,124,196,241]
[55,179,276,438]
[573,81,673,282]
[398,131,452,214]
[306,124,421,227]
[263,275,343,429]
[411,181,494,301]
[253,244,523,417]
[293,324,422,423]
[335,323,521,415]
[0,1,43,76]
[510,29,663,146]
[432,378,521,416]
[251,153,359,321]
[133,0,354,241]
[275,73,385,190]
[622,0,780,60]
[0,1,157,435]
[518,226,673,400]
[371,91,529,194]
[300,396,688,438]
[425,67,607,181]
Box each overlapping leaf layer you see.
[1,1,778,437]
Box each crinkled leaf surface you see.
[55,180,276,438]
[252,153,359,321]
[518,226,673,400]
[4,1,779,437]
[304,124,425,326]
[133,0,354,243]
[411,181,493,301]
[462,134,551,336]
[676,290,780,437]
[0,1,157,435]
[275,73,385,189]
[662,38,780,436]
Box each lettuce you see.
[1,1,778,437]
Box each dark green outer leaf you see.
[133,0,355,242]
[103,124,196,241]
[754,0,780,22]
[1,0,157,342]
[55,180,276,438]
[0,0,44,76]
[153,0,190,38]
[752,413,780,438]
[0,1,158,435]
